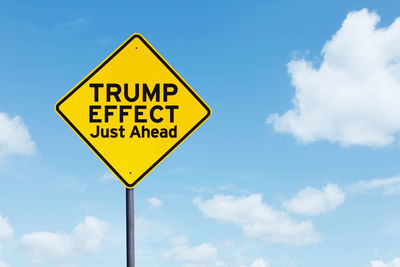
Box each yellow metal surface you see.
[55,33,211,188]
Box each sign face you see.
[55,33,211,188]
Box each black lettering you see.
[151,128,159,137]
[165,105,179,122]
[169,125,177,138]
[105,105,117,122]
[141,125,150,138]
[135,106,147,123]
[120,105,132,123]
[119,125,125,138]
[130,125,140,138]
[107,84,122,102]
[159,128,168,138]
[89,105,102,123]
[90,84,103,102]
[124,83,139,102]
[100,127,109,138]
[90,125,100,138]
[143,84,160,102]
[163,84,177,101]
[150,106,163,123]
[101,128,110,138]
[110,128,118,138]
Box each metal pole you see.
[126,188,135,267]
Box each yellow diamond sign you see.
[55,33,211,188]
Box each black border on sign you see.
[55,34,211,188]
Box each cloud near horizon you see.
[268,9,400,147]
[162,235,225,267]
[283,184,345,215]
[0,112,35,157]
[248,258,270,267]
[148,197,163,208]
[0,216,13,267]
[194,194,321,246]
[371,258,400,267]
[21,216,106,264]
[0,216,13,242]
[349,176,400,195]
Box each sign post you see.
[126,189,135,267]
[55,33,211,266]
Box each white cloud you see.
[193,194,320,246]
[170,235,189,247]
[250,258,270,267]
[350,176,400,195]
[0,216,12,267]
[148,197,163,208]
[165,236,270,267]
[0,260,11,267]
[163,238,225,267]
[268,9,400,147]
[163,243,217,263]
[371,258,400,267]
[21,216,106,263]
[99,171,115,182]
[0,112,35,157]
[239,258,270,267]
[283,184,345,215]
[0,216,13,241]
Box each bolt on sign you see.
[55,33,211,188]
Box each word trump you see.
[88,83,179,139]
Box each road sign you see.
[55,33,211,188]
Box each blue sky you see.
[2,0,400,266]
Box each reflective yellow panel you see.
[55,33,211,188]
